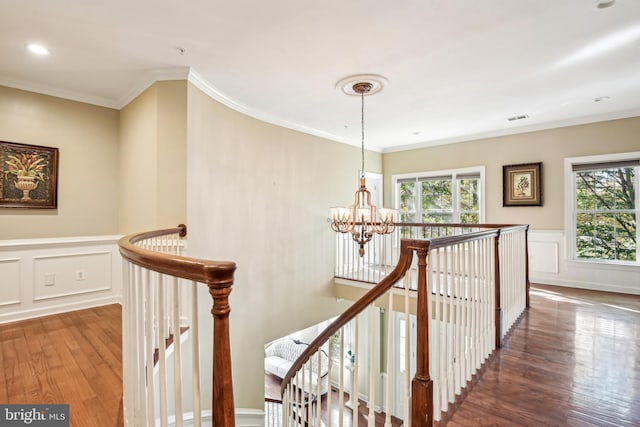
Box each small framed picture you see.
[1,141,59,209]
[502,162,542,207]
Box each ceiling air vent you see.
[507,114,529,122]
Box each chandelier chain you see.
[361,91,365,178]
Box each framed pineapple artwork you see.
[0,141,59,209]
[502,162,542,207]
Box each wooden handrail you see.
[391,222,524,229]
[427,228,500,249]
[118,225,237,427]
[119,225,236,285]
[280,238,430,396]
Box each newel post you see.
[411,243,434,427]
[207,265,236,427]
[494,231,503,348]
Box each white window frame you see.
[391,166,486,224]
[564,151,640,267]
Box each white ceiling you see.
[1,0,639,152]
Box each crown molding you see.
[0,68,191,110]
[186,68,382,152]
[115,67,190,109]
[382,108,640,153]
[6,67,635,154]
[0,74,120,109]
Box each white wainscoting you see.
[528,230,639,295]
[0,235,122,324]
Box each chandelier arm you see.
[351,230,373,246]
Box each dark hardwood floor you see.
[448,284,640,427]
[0,305,123,427]
[1,285,639,427]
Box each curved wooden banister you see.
[280,238,430,396]
[119,225,237,427]
[119,225,236,285]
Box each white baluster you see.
[157,274,168,427]
[327,343,332,427]
[352,316,359,427]
[454,243,462,395]
[144,269,155,425]
[172,277,183,427]
[384,291,394,427]
[367,305,376,427]
[135,265,148,426]
[339,327,345,426]
[432,248,442,419]
[316,351,322,427]
[403,269,411,426]
[191,282,202,427]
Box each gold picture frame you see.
[502,162,542,207]
[0,141,59,209]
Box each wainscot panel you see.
[528,229,639,295]
[0,257,21,307]
[0,235,122,323]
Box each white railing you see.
[119,225,236,427]
[335,223,481,284]
[122,229,189,427]
[497,226,529,342]
[294,223,529,425]
[427,231,497,421]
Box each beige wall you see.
[0,86,119,239]
[119,81,187,234]
[383,116,640,230]
[186,83,381,409]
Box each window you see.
[394,167,484,224]
[567,153,639,264]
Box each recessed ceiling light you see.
[593,96,611,102]
[595,0,615,9]
[412,131,421,136]
[27,43,50,55]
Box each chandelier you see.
[330,80,397,257]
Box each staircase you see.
[278,224,529,426]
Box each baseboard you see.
[236,408,265,427]
[165,408,265,427]
[530,278,640,296]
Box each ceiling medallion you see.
[335,74,388,97]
